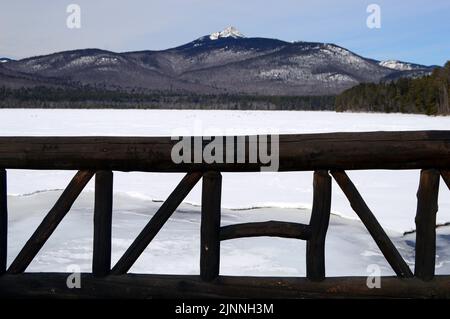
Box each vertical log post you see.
[93,171,113,277]
[307,170,332,281]
[415,169,440,281]
[0,169,7,275]
[200,171,222,282]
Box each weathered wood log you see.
[7,170,95,274]
[307,170,332,281]
[331,170,413,278]
[200,171,222,282]
[0,273,449,299]
[441,170,450,191]
[0,169,6,275]
[112,172,202,275]
[415,169,440,281]
[93,171,113,277]
[220,221,312,241]
[1,131,450,172]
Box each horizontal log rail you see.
[0,131,449,172]
[0,131,449,298]
[220,221,312,241]
[0,274,449,299]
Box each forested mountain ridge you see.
[336,61,450,115]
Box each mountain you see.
[0,27,438,95]
[379,59,431,71]
[0,58,13,63]
[377,59,435,81]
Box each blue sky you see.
[1,0,449,65]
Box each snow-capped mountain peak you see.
[209,26,245,40]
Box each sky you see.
[0,0,449,66]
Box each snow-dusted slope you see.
[179,42,392,95]
[377,60,436,81]
[379,59,430,71]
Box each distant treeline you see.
[336,61,450,115]
[0,86,335,111]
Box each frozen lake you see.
[1,109,450,275]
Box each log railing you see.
[0,131,450,298]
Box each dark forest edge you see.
[0,61,449,115]
[336,61,450,115]
[0,87,334,111]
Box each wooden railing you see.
[0,131,450,298]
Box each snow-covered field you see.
[1,109,450,276]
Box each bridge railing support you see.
[0,132,450,298]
